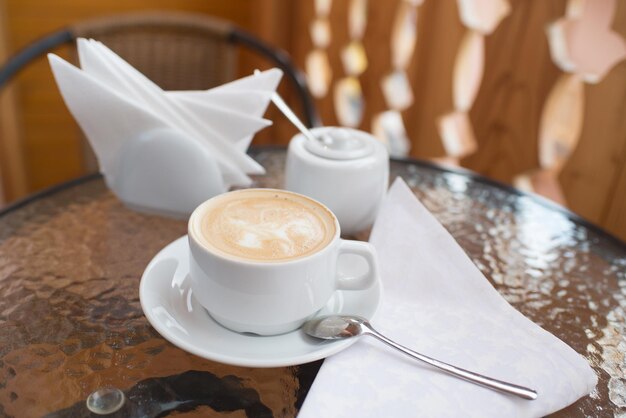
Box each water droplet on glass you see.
[86,387,125,415]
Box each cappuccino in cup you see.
[188,189,379,335]
[192,190,336,262]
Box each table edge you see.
[1,146,624,250]
[396,155,626,250]
[0,172,102,217]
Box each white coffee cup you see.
[285,127,389,235]
[188,188,379,335]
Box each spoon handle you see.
[253,69,318,143]
[365,326,538,400]
[270,92,319,143]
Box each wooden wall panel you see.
[289,0,466,158]
[559,61,626,226]
[244,0,300,147]
[287,0,626,241]
[559,1,626,242]
[0,0,28,201]
[357,0,401,139]
[604,155,626,242]
[10,43,84,192]
[289,0,343,128]
[464,0,567,182]
[406,0,465,158]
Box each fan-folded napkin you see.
[299,178,596,418]
[48,38,281,216]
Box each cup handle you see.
[336,240,378,290]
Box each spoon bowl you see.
[302,315,370,340]
[303,315,538,400]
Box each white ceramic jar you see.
[285,127,389,235]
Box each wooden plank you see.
[603,150,626,242]
[405,0,465,158]
[246,0,300,146]
[288,0,464,157]
[282,0,626,240]
[601,0,626,243]
[559,59,626,225]
[0,0,29,202]
[358,0,400,135]
[559,0,626,237]
[462,0,567,182]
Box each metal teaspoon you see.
[302,315,538,400]
[253,69,334,147]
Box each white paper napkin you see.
[49,53,171,186]
[299,178,597,418]
[48,38,282,216]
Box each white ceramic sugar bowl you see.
[285,127,389,236]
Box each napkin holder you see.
[111,128,224,218]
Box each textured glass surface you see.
[0,148,623,417]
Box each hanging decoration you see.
[436,0,510,165]
[514,0,626,203]
[372,0,422,157]
[306,0,334,98]
[334,0,368,128]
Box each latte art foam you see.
[193,190,336,262]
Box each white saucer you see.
[139,236,381,368]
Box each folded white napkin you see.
[48,39,281,216]
[299,178,596,418]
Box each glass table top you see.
[0,148,623,417]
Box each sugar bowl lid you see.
[304,128,375,160]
